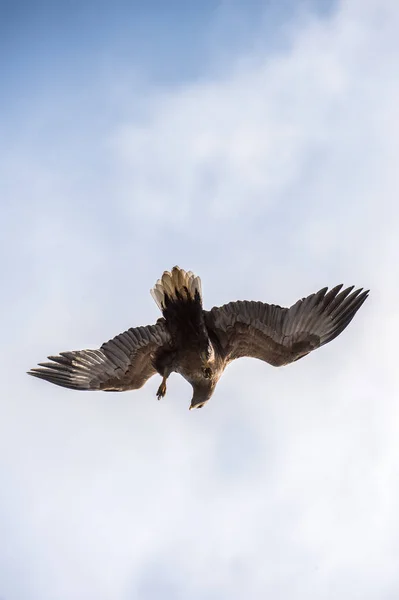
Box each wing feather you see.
[205,286,369,367]
[28,320,171,391]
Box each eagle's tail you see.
[151,267,207,345]
[151,266,203,311]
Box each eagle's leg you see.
[156,375,168,400]
[154,352,174,401]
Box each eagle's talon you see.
[156,378,167,400]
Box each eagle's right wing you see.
[28,320,171,391]
[205,285,368,367]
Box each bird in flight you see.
[28,266,369,410]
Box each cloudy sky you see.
[1,0,398,598]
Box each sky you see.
[1,0,398,598]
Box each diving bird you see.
[28,266,369,410]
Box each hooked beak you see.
[189,401,206,410]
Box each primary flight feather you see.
[28,266,369,409]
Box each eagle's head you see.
[189,373,220,410]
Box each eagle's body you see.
[29,267,369,409]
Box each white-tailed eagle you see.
[28,266,369,409]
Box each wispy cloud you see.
[1,1,398,599]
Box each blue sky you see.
[1,1,399,599]
[1,1,335,116]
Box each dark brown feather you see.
[28,321,171,391]
[205,286,369,367]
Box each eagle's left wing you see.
[28,320,171,391]
[205,285,368,367]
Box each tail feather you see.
[151,266,203,311]
[151,266,208,348]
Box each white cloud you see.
[1,1,399,599]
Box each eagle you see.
[28,266,369,410]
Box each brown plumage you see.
[28,266,369,409]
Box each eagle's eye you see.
[202,367,212,379]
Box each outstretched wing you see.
[205,285,369,367]
[28,320,171,391]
